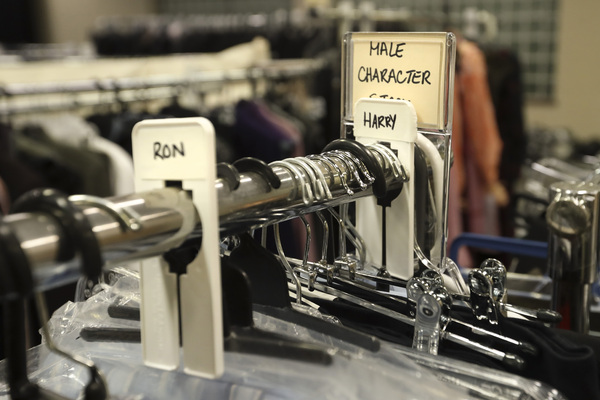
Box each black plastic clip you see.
[233,157,281,191]
[11,188,103,280]
[216,162,241,191]
[0,221,39,400]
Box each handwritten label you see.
[363,111,397,130]
[345,32,454,131]
[354,98,417,143]
[153,142,185,160]
[132,118,216,181]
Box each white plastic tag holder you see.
[354,98,417,279]
[342,32,456,266]
[131,118,223,378]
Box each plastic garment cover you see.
[389,347,566,400]
[253,313,566,400]
[0,270,471,400]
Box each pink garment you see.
[448,155,473,267]
[447,38,503,268]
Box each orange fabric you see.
[452,39,503,195]
[448,38,504,267]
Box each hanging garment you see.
[264,90,327,156]
[448,38,504,268]
[484,46,527,241]
[0,123,46,202]
[24,114,135,196]
[0,176,9,214]
[233,100,319,260]
[233,100,298,162]
[15,126,112,197]
[261,101,306,157]
[484,46,526,191]
[17,271,472,400]
[310,295,599,400]
[88,137,135,196]
[107,111,171,156]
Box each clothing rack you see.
[2,132,594,400]
[0,58,326,116]
[2,143,402,293]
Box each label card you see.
[354,98,417,279]
[343,32,455,132]
[132,118,224,379]
[354,97,417,143]
[132,119,215,183]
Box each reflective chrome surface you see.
[3,148,406,293]
[547,181,600,333]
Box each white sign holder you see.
[354,98,417,279]
[131,118,223,378]
[342,31,456,272]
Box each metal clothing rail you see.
[2,147,403,293]
[0,59,326,96]
[0,59,327,116]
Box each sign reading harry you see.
[344,32,454,131]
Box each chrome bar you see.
[2,149,404,293]
[546,181,600,333]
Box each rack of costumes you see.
[0,55,330,218]
[0,126,596,399]
[0,59,326,117]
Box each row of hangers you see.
[0,59,326,118]
[0,130,565,399]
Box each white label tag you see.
[354,98,417,279]
[354,98,417,142]
[131,117,224,379]
[132,118,215,182]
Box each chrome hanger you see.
[307,154,353,195]
[367,143,408,181]
[273,222,303,304]
[322,151,368,191]
[289,260,527,369]
[299,157,333,199]
[314,210,335,284]
[327,149,375,185]
[292,214,318,291]
[270,160,314,206]
[328,203,357,280]
[327,206,367,269]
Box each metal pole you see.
[2,150,402,293]
[546,181,600,333]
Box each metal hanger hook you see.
[324,151,368,191]
[368,143,408,181]
[273,223,303,304]
[286,158,325,201]
[308,154,353,196]
[329,149,375,184]
[293,157,333,200]
[298,215,318,290]
[327,206,367,267]
[270,160,314,206]
[315,211,329,263]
